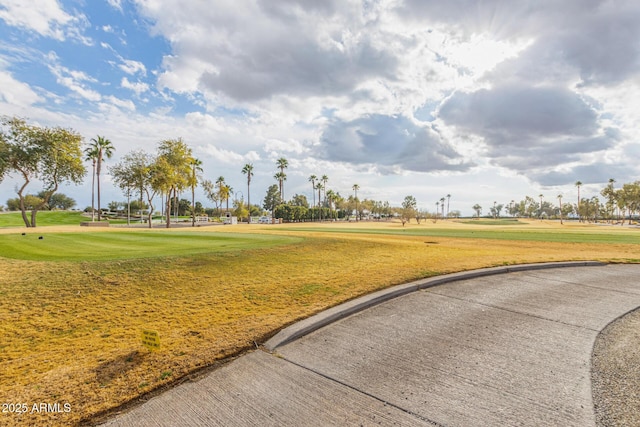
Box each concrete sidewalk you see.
[102,263,640,426]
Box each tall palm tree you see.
[321,174,329,209]
[316,181,323,221]
[446,194,451,219]
[190,158,203,227]
[216,176,226,215]
[241,163,254,223]
[89,136,115,221]
[274,171,286,203]
[326,189,336,220]
[440,197,445,218]
[557,194,564,225]
[539,194,544,219]
[575,181,582,221]
[221,185,232,213]
[308,174,317,221]
[83,145,99,221]
[352,184,360,221]
[276,157,288,200]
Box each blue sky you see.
[1,0,639,215]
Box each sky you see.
[0,0,639,216]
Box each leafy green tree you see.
[35,191,76,210]
[263,184,281,214]
[291,193,309,207]
[110,150,154,225]
[400,195,417,226]
[490,202,504,219]
[202,179,221,213]
[472,203,482,219]
[600,178,617,223]
[153,138,193,228]
[232,198,248,220]
[0,117,85,227]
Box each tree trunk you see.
[90,161,96,221]
[97,157,102,221]
[166,188,173,228]
[192,185,196,227]
[17,173,32,227]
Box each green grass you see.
[0,231,300,261]
[0,211,87,227]
[288,225,640,245]
[457,219,522,225]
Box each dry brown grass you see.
[0,220,638,426]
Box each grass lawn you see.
[1,219,639,426]
[0,211,87,227]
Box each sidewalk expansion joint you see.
[278,355,448,427]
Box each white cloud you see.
[121,77,149,95]
[107,0,123,12]
[203,144,253,165]
[119,58,146,76]
[0,0,89,42]
[0,70,43,106]
[47,55,101,102]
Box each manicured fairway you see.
[0,211,86,227]
[0,231,299,261]
[287,221,640,245]
[1,220,639,426]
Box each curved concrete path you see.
[102,263,640,426]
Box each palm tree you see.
[321,174,329,209]
[83,145,99,221]
[276,157,288,200]
[446,194,451,219]
[241,163,254,223]
[216,176,226,215]
[436,201,440,219]
[221,185,232,213]
[440,197,445,218]
[89,136,115,221]
[326,189,336,220]
[352,184,360,221]
[190,158,203,227]
[274,172,286,203]
[557,194,564,225]
[538,194,544,219]
[308,174,317,221]
[575,181,582,221]
[316,181,323,221]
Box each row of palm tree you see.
[83,136,115,222]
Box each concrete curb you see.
[264,261,607,351]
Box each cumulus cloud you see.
[0,70,43,107]
[141,0,398,102]
[438,84,621,179]
[318,114,472,173]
